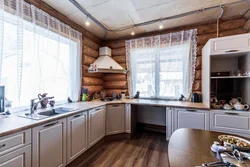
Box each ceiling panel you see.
[42,0,250,40]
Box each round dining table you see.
[168,128,250,167]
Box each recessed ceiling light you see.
[159,21,163,29]
[131,31,135,35]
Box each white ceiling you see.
[42,0,250,40]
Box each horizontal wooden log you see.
[198,28,248,45]
[103,74,127,81]
[197,18,246,35]
[195,70,201,80]
[83,45,99,58]
[219,28,248,37]
[244,19,250,31]
[82,65,104,78]
[120,63,127,69]
[82,86,104,95]
[83,31,101,45]
[82,55,96,66]
[82,77,104,86]
[103,40,125,49]
[192,80,201,91]
[83,37,100,50]
[196,56,201,70]
[104,81,127,89]
[112,55,126,63]
[197,45,204,56]
[105,89,128,97]
[197,33,217,46]
[112,47,126,56]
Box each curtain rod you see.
[69,0,247,32]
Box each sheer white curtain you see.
[0,0,82,107]
[126,29,197,100]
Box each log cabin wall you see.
[24,0,104,96]
[103,17,250,97]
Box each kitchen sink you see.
[18,107,77,120]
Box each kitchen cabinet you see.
[125,104,131,133]
[166,107,174,141]
[88,106,106,148]
[106,104,125,135]
[0,129,31,157]
[173,108,209,131]
[32,118,67,167]
[0,145,31,167]
[67,111,88,164]
[210,110,250,137]
[210,33,250,55]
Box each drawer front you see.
[211,111,250,134]
[0,129,31,156]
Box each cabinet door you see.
[106,104,125,135]
[125,104,131,133]
[88,107,105,148]
[67,112,88,164]
[32,118,66,167]
[210,110,250,135]
[210,33,250,55]
[0,145,31,167]
[174,109,209,131]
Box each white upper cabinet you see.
[32,118,67,167]
[209,33,250,55]
[67,112,88,164]
[106,104,125,135]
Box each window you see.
[0,1,82,107]
[126,30,197,100]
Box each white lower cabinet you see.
[32,118,67,167]
[67,112,88,164]
[106,104,125,135]
[210,110,250,137]
[173,108,209,131]
[88,106,106,148]
[0,145,31,167]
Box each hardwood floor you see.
[70,131,169,167]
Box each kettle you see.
[191,92,202,103]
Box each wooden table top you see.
[168,129,250,167]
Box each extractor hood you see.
[88,47,127,73]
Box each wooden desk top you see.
[168,129,245,167]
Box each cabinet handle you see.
[44,121,59,127]
[0,144,5,148]
[74,113,83,118]
[95,108,102,111]
[186,109,197,112]
[112,104,119,107]
[225,112,239,115]
[225,49,239,53]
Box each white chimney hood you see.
[88,47,127,73]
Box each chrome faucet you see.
[30,97,50,115]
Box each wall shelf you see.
[210,76,250,79]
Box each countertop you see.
[0,99,209,137]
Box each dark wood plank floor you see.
[75,131,169,167]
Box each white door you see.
[32,118,67,167]
[88,107,105,148]
[67,112,88,164]
[0,145,31,167]
[125,104,131,133]
[106,104,125,135]
[174,108,209,131]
